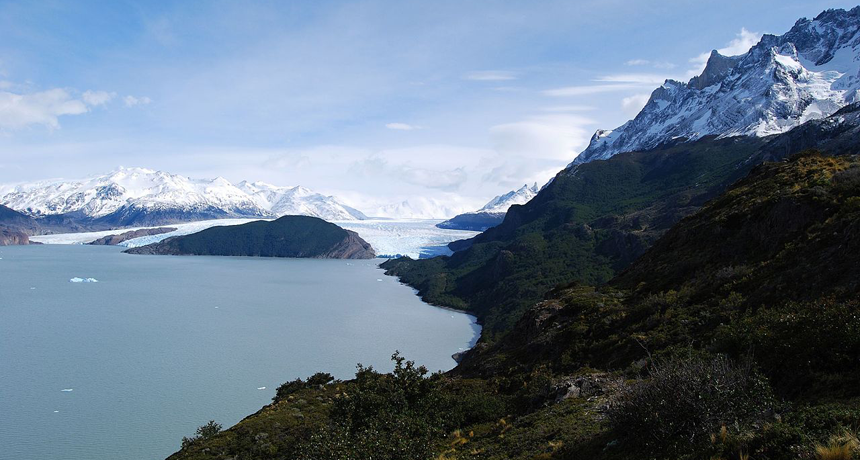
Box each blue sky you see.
[0,0,857,213]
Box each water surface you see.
[0,245,479,460]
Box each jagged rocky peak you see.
[689,50,741,90]
[571,7,860,167]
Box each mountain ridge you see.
[572,6,860,166]
[0,167,367,229]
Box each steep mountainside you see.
[382,104,860,338]
[126,216,375,259]
[574,7,860,165]
[169,152,860,460]
[0,227,32,245]
[436,184,539,231]
[1,167,367,228]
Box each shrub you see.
[180,420,222,449]
[607,354,774,457]
[273,372,336,403]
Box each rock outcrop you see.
[87,227,177,245]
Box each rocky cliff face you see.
[87,227,177,245]
[0,227,31,245]
[573,7,860,166]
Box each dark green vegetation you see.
[382,104,860,340]
[436,212,506,231]
[382,134,767,337]
[125,215,375,259]
[170,151,860,459]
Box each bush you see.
[180,420,222,449]
[273,372,336,403]
[718,299,860,398]
[607,354,774,457]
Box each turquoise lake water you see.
[0,245,479,460]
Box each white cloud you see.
[489,114,593,162]
[691,28,762,69]
[540,105,595,112]
[596,73,670,85]
[123,95,152,107]
[621,93,651,116]
[463,70,517,81]
[0,88,91,130]
[385,122,419,130]
[543,84,644,97]
[82,90,116,106]
[349,154,468,191]
[626,59,676,69]
[626,59,651,66]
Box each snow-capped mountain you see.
[476,183,539,214]
[236,181,367,221]
[1,167,367,227]
[572,7,860,166]
[372,198,468,220]
[436,184,539,231]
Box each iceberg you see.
[69,277,99,283]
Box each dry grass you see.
[815,430,860,460]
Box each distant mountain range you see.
[573,6,860,165]
[436,183,539,231]
[0,167,366,230]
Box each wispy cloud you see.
[596,73,671,85]
[625,59,676,69]
[385,122,420,130]
[123,95,152,107]
[82,90,116,106]
[543,83,644,97]
[540,105,595,112]
[463,70,517,81]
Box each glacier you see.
[31,218,479,260]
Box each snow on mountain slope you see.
[572,7,860,166]
[1,167,367,224]
[2,167,261,218]
[477,183,539,214]
[237,181,367,221]
[372,198,467,219]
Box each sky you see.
[0,0,857,215]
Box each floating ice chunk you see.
[257,387,266,390]
[61,388,73,392]
[69,277,98,283]
[53,410,59,413]
[376,279,382,282]
[30,287,36,290]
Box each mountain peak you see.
[570,7,860,167]
[1,168,368,222]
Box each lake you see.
[0,245,480,460]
